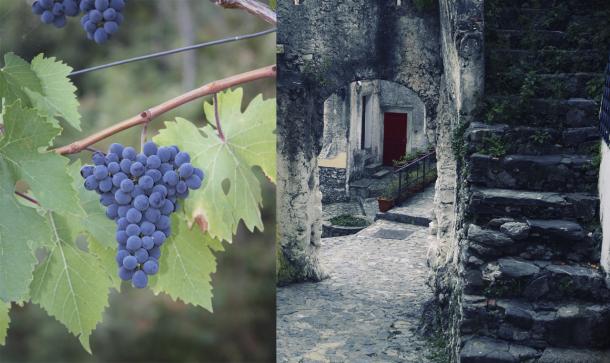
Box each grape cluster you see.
[32,0,81,28]
[80,141,204,288]
[31,0,126,43]
[79,0,125,44]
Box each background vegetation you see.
[0,0,276,362]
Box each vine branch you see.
[55,65,276,155]
[209,0,276,24]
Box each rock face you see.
[432,0,610,361]
[277,1,442,283]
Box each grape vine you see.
[0,0,276,352]
[81,142,204,288]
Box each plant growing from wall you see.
[479,135,507,158]
[412,0,437,12]
[530,130,551,145]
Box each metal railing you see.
[393,150,437,203]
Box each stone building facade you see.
[319,80,429,202]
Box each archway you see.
[318,80,428,205]
[276,1,444,284]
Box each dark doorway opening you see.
[383,112,407,166]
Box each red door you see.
[383,112,407,166]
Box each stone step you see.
[537,347,610,363]
[491,0,610,11]
[465,123,600,156]
[483,96,600,128]
[469,187,599,224]
[375,210,431,227]
[487,29,591,50]
[364,161,382,174]
[488,49,606,74]
[460,336,610,363]
[487,8,567,31]
[487,72,602,99]
[461,296,610,349]
[468,153,598,193]
[371,169,390,179]
[465,257,610,302]
[464,221,600,266]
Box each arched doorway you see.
[318,80,428,204]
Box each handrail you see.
[393,150,436,174]
[392,149,437,203]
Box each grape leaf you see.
[88,239,121,290]
[30,212,112,353]
[150,215,224,311]
[154,88,275,241]
[0,302,9,345]
[67,161,119,288]
[0,53,80,130]
[68,161,115,248]
[25,54,80,130]
[0,53,42,108]
[0,103,83,216]
[0,167,53,302]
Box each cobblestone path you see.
[277,219,436,362]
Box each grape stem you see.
[140,110,152,151]
[213,93,225,142]
[209,0,276,24]
[85,146,103,154]
[55,65,276,155]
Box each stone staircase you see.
[459,1,610,361]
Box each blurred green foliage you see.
[0,0,276,361]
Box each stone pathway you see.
[277,219,436,362]
[376,185,435,226]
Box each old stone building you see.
[277,0,610,361]
[319,80,429,202]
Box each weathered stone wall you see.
[601,142,610,287]
[319,166,348,203]
[429,0,484,361]
[277,0,442,283]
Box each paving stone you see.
[371,228,413,240]
[277,220,435,362]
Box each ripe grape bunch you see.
[31,0,126,44]
[79,0,125,44]
[31,0,81,28]
[80,141,204,288]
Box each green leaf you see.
[88,239,121,290]
[0,167,53,302]
[0,53,42,108]
[26,54,81,130]
[150,215,224,311]
[68,161,115,248]
[154,88,275,241]
[0,103,83,216]
[0,302,10,345]
[30,212,112,353]
[0,53,80,130]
